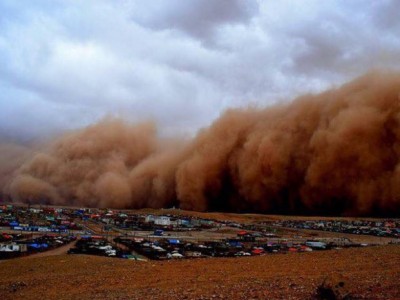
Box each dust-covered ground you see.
[0,245,399,299]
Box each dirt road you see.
[20,241,77,259]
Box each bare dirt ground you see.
[124,208,393,223]
[277,227,397,245]
[0,245,399,299]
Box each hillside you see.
[1,245,399,299]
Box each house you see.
[145,215,155,223]
[237,231,256,242]
[155,216,171,226]
[171,218,190,227]
[0,243,27,253]
[154,229,164,236]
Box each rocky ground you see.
[0,245,399,299]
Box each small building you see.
[155,216,171,226]
[168,239,180,245]
[0,243,27,253]
[145,215,155,223]
[154,229,164,236]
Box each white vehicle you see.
[192,252,202,257]
[305,241,327,249]
[105,249,116,256]
[152,245,165,251]
[170,252,184,259]
[98,245,113,250]
[234,251,251,257]
[301,246,313,252]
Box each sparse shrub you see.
[313,278,353,300]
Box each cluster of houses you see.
[0,205,81,259]
[2,205,398,261]
[270,219,400,238]
[89,212,218,231]
[74,208,220,232]
[0,232,26,242]
[0,234,76,259]
[113,230,337,260]
[0,205,83,233]
[67,236,121,257]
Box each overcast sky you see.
[1,0,400,142]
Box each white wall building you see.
[154,216,171,226]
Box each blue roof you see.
[229,241,242,247]
[168,239,180,244]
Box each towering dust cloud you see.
[3,72,400,216]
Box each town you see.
[1,204,399,261]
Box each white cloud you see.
[0,0,400,141]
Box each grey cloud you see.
[369,0,400,30]
[130,0,259,41]
[1,1,400,142]
[255,1,400,82]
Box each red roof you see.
[251,249,264,255]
